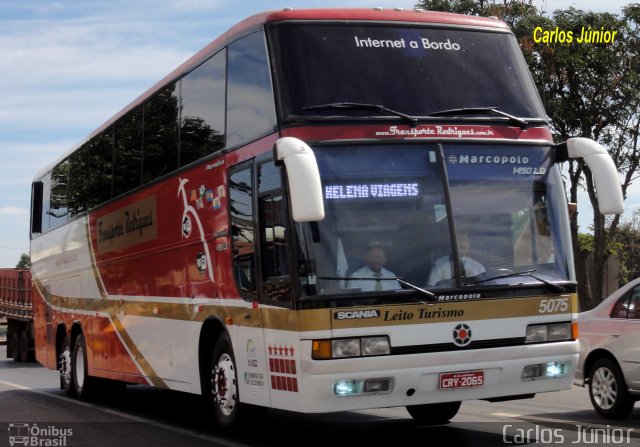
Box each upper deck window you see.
[269,23,546,121]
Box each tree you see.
[607,210,640,286]
[16,253,30,269]
[415,0,640,309]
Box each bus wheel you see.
[71,334,94,400]
[10,331,22,362]
[589,358,635,419]
[406,401,461,425]
[19,329,30,363]
[59,335,74,394]
[209,335,241,428]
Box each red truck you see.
[0,268,34,362]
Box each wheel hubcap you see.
[212,353,236,416]
[75,346,85,388]
[592,366,617,410]
[59,347,72,385]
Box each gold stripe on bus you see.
[36,280,170,388]
[330,294,576,330]
[262,307,330,332]
[40,287,577,333]
[110,315,167,389]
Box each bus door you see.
[229,159,297,408]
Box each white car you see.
[574,278,640,419]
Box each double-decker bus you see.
[29,8,623,428]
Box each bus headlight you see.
[312,336,391,359]
[526,322,573,343]
[332,338,361,358]
[362,336,391,356]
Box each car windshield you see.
[294,143,573,298]
[269,23,546,121]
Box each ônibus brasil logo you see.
[8,423,73,446]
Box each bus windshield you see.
[269,23,546,121]
[295,144,573,298]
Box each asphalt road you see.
[0,347,638,447]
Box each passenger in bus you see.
[427,232,485,285]
[348,245,401,292]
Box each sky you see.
[0,0,634,268]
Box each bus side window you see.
[31,181,43,235]
[229,164,257,297]
[50,160,69,229]
[180,48,226,165]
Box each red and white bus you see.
[30,8,623,428]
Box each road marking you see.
[9,387,250,447]
[492,412,522,417]
[0,379,30,390]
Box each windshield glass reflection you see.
[295,144,572,298]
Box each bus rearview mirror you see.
[556,137,624,215]
[274,137,325,222]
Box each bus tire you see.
[208,334,243,429]
[19,329,30,363]
[10,330,22,362]
[588,357,635,419]
[406,401,461,425]
[59,335,74,394]
[71,334,95,400]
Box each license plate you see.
[439,370,484,389]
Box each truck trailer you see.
[0,268,34,362]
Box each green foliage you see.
[16,253,30,269]
[607,211,640,285]
[577,233,594,253]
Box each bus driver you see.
[348,245,402,292]
[428,232,485,285]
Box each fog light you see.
[522,361,570,380]
[333,378,393,397]
[334,380,363,397]
[363,378,391,393]
[521,364,544,379]
[545,361,569,378]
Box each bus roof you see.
[244,8,510,30]
[34,8,511,179]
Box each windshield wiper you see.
[395,279,438,302]
[427,107,529,128]
[303,102,419,127]
[465,269,567,293]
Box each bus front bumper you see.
[297,340,578,413]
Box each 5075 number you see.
[538,297,569,314]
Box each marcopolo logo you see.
[448,154,530,165]
[8,423,73,446]
[334,309,381,320]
